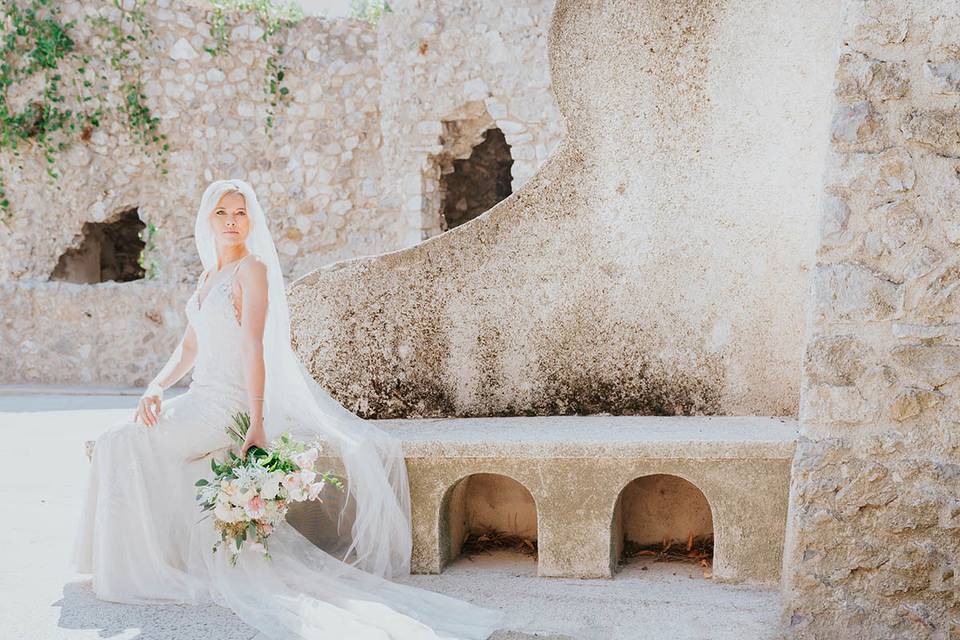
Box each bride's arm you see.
[147,272,206,394]
[137,272,206,426]
[236,256,270,455]
[147,324,199,392]
[136,323,199,426]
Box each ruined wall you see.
[0,0,560,386]
[0,0,382,385]
[780,1,960,637]
[287,0,841,418]
[375,0,563,244]
[1,0,386,284]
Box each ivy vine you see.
[87,0,169,174]
[137,220,159,279]
[349,0,392,24]
[0,0,167,224]
[204,0,303,134]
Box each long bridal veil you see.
[190,179,504,639]
[194,179,411,578]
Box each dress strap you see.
[230,253,254,278]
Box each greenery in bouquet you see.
[195,411,343,565]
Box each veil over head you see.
[193,178,412,579]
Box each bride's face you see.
[209,191,251,247]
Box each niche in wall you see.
[51,207,146,283]
[611,474,714,574]
[438,126,514,231]
[440,472,538,569]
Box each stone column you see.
[781,1,960,637]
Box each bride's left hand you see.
[241,423,269,457]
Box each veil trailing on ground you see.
[193,179,412,580]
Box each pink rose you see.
[244,494,265,519]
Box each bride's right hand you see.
[135,385,163,426]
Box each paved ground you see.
[0,386,783,640]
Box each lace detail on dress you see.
[194,255,249,326]
[185,254,254,399]
[194,277,242,325]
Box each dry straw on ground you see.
[620,532,714,578]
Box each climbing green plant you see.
[137,221,160,280]
[0,0,93,221]
[86,0,168,174]
[204,0,304,134]
[0,0,166,223]
[349,0,392,24]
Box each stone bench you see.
[86,414,797,585]
[373,415,797,585]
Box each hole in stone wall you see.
[611,474,714,576]
[438,126,513,231]
[50,207,146,283]
[440,472,537,571]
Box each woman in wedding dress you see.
[71,178,505,639]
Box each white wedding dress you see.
[70,256,505,639]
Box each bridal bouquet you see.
[195,411,343,565]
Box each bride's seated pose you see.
[71,178,505,639]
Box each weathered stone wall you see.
[780,1,960,637]
[1,0,387,284]
[0,0,560,386]
[287,0,841,418]
[375,0,564,244]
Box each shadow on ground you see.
[54,580,255,640]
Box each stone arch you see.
[438,471,539,571]
[610,473,715,574]
[50,206,146,283]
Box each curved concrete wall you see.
[288,0,843,418]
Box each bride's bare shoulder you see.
[236,254,268,286]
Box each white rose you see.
[261,473,282,500]
[232,487,255,508]
[215,500,236,523]
[292,447,320,469]
[220,479,238,498]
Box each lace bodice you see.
[184,254,253,402]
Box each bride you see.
[71,179,505,639]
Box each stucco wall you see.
[288,0,842,418]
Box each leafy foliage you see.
[87,1,168,173]
[137,221,159,280]
[349,0,392,24]
[0,0,166,223]
[196,410,344,565]
[204,0,303,133]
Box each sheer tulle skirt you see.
[71,388,505,639]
